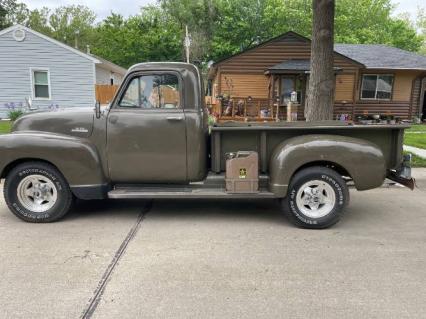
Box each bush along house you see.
[207,31,426,123]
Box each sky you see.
[21,0,154,21]
[20,0,426,22]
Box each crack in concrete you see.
[80,200,153,319]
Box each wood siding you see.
[335,73,355,102]
[393,71,417,101]
[216,33,360,74]
[220,74,269,98]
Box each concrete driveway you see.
[1,170,426,319]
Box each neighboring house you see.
[208,31,426,120]
[0,24,127,118]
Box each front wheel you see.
[282,166,349,229]
[4,162,73,223]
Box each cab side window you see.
[118,74,181,109]
[119,77,140,108]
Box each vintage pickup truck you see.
[0,63,414,228]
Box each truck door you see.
[106,73,187,183]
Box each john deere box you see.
[225,151,259,193]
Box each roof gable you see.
[93,54,127,75]
[213,31,364,68]
[0,24,100,63]
[213,31,309,66]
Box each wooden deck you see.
[208,97,414,123]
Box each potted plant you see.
[386,115,395,124]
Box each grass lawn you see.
[406,124,426,133]
[404,134,426,149]
[404,151,426,167]
[404,124,426,149]
[0,121,12,134]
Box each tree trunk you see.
[305,0,335,121]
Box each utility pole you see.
[184,25,191,63]
[74,30,80,49]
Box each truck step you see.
[108,187,276,199]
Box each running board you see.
[108,187,276,199]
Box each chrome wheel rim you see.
[295,180,335,219]
[17,175,58,213]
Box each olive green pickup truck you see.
[0,63,414,228]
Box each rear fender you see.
[0,132,107,188]
[269,134,386,197]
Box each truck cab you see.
[105,63,209,184]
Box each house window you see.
[32,69,50,99]
[361,74,393,100]
[279,76,303,105]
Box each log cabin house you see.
[207,31,426,122]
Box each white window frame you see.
[30,68,51,100]
[360,74,394,101]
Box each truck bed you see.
[211,121,410,173]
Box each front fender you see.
[269,134,386,197]
[0,131,106,187]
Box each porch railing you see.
[207,97,304,122]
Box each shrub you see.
[8,110,24,121]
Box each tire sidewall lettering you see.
[289,173,344,224]
[17,168,63,192]
[10,168,62,220]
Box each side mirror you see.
[95,100,101,119]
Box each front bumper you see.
[387,154,416,190]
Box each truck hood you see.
[12,107,95,138]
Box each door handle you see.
[166,116,183,121]
[109,115,118,124]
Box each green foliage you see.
[160,0,218,62]
[48,5,96,49]
[210,0,423,61]
[417,9,426,55]
[1,2,97,50]
[7,110,23,121]
[0,0,28,29]
[91,7,182,68]
[25,5,97,50]
[26,7,51,36]
[334,0,422,52]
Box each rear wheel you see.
[282,166,349,229]
[4,162,73,223]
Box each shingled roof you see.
[334,44,426,70]
[265,59,342,74]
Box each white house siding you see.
[95,65,124,85]
[0,29,95,118]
